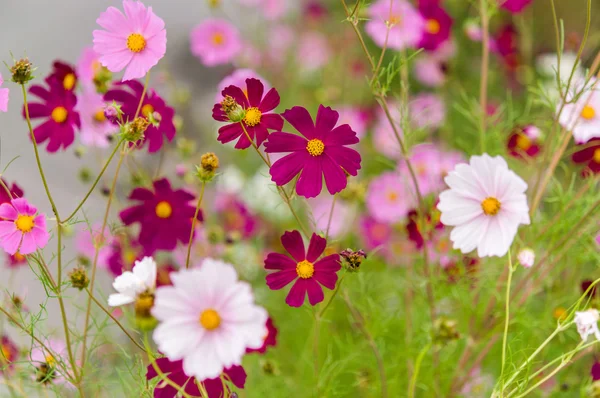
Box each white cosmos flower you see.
[151,258,268,380]
[558,79,600,144]
[437,154,530,258]
[574,309,600,341]
[517,248,535,268]
[107,256,157,307]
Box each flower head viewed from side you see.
[575,309,600,341]
[212,78,284,149]
[507,125,542,159]
[365,0,424,50]
[0,72,9,112]
[152,258,268,380]
[108,256,156,307]
[437,154,530,257]
[77,88,116,148]
[265,230,341,307]
[119,179,203,253]
[0,198,49,256]
[93,0,167,81]
[30,339,70,386]
[265,105,362,198]
[190,18,242,67]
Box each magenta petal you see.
[306,233,326,263]
[324,124,360,146]
[281,230,306,262]
[119,205,145,225]
[259,88,281,113]
[282,107,315,139]
[2,230,22,255]
[314,254,342,272]
[315,105,339,133]
[225,365,247,389]
[253,124,269,148]
[221,85,249,108]
[266,270,298,290]
[313,270,338,290]
[265,132,307,153]
[296,157,323,198]
[265,252,296,270]
[285,279,309,307]
[305,278,325,305]
[212,103,228,122]
[269,152,307,186]
[128,187,154,201]
[28,85,52,102]
[321,154,348,195]
[217,123,244,144]
[26,103,51,119]
[325,146,362,176]
[246,78,264,108]
[0,204,17,220]
[261,113,284,131]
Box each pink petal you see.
[19,233,37,255]
[0,221,16,238]
[0,88,8,113]
[0,204,17,220]
[123,0,148,32]
[98,48,134,74]
[285,279,308,307]
[2,230,22,255]
[306,233,326,263]
[296,157,323,198]
[122,53,152,82]
[142,7,166,39]
[281,230,305,262]
[12,198,35,216]
[96,6,130,36]
[282,107,315,139]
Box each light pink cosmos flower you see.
[372,103,403,159]
[366,172,415,224]
[30,339,72,386]
[76,224,113,270]
[308,196,354,238]
[76,88,116,148]
[410,93,446,130]
[0,72,8,112]
[558,80,600,144]
[337,106,369,140]
[215,69,268,103]
[0,198,49,255]
[365,0,424,50]
[93,0,166,82]
[190,19,242,67]
[297,32,331,73]
[76,47,101,88]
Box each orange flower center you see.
[581,105,596,120]
[425,19,441,34]
[481,197,501,216]
[0,345,12,362]
[155,201,172,219]
[127,33,146,53]
[94,109,106,123]
[212,32,225,46]
[306,139,325,157]
[386,191,398,202]
[296,260,314,279]
[199,309,221,330]
[63,73,76,91]
[516,134,531,151]
[51,106,68,123]
[593,148,600,164]
[142,104,155,117]
[15,215,34,233]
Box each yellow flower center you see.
[199,309,221,330]
[15,215,34,233]
[306,139,325,157]
[63,73,76,90]
[126,33,146,53]
[155,201,172,219]
[389,15,401,25]
[94,109,106,123]
[142,104,155,117]
[134,293,155,318]
[386,191,398,202]
[296,260,314,279]
[123,249,137,265]
[212,32,225,46]
[425,19,441,34]
[51,106,68,123]
[244,107,262,127]
[481,197,501,216]
[553,306,567,321]
[13,252,25,261]
[0,345,12,362]
[45,355,56,368]
[516,134,531,151]
[594,148,600,164]
[581,105,596,120]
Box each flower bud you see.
[79,167,92,183]
[10,58,34,84]
[196,152,220,182]
[104,102,121,124]
[122,117,149,143]
[220,95,245,122]
[68,266,90,290]
[340,249,367,272]
[432,317,459,346]
[93,66,112,94]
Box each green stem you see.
[479,0,489,153]
[408,342,431,398]
[185,182,206,269]
[500,248,514,394]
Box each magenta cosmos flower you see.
[24,82,80,152]
[418,0,453,51]
[46,61,78,92]
[212,78,284,149]
[507,125,541,160]
[93,0,166,81]
[119,179,202,253]
[265,231,341,307]
[190,18,242,67]
[365,0,424,50]
[0,179,23,206]
[0,72,9,113]
[499,0,533,14]
[265,105,362,198]
[105,80,176,152]
[0,198,49,255]
[572,138,600,176]
[246,317,277,354]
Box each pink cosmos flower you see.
[365,0,424,50]
[559,81,600,144]
[410,93,445,130]
[215,69,268,103]
[190,19,242,67]
[336,106,369,139]
[30,339,72,386]
[366,172,415,224]
[265,105,362,198]
[0,72,9,112]
[266,25,294,68]
[77,47,102,88]
[414,40,455,87]
[265,231,341,307]
[372,102,403,158]
[360,216,392,251]
[93,0,167,81]
[76,88,116,148]
[76,224,113,271]
[0,198,49,255]
[308,195,354,238]
[417,0,453,51]
[297,32,331,73]
[499,0,534,14]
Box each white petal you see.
[112,271,144,297]
[107,293,135,307]
[132,256,157,290]
[438,190,482,226]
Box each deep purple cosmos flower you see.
[572,138,600,176]
[24,83,80,152]
[146,358,246,398]
[246,317,277,354]
[507,125,541,160]
[0,179,23,206]
[499,0,533,14]
[265,105,362,198]
[104,80,176,152]
[46,61,78,92]
[265,230,341,307]
[418,0,453,51]
[107,233,147,276]
[212,78,284,149]
[119,179,202,253]
[215,193,257,240]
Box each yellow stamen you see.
[51,106,68,123]
[481,197,501,216]
[581,105,596,120]
[94,109,106,123]
[389,15,401,25]
[425,19,441,34]
[306,139,325,157]
[45,355,56,368]
[386,191,398,202]
[212,32,225,46]
[63,73,76,91]
[155,201,172,219]
[126,33,146,53]
[244,107,262,127]
[594,148,600,164]
[296,260,314,279]
[199,309,221,330]
[13,252,25,262]
[15,215,34,233]
[516,134,531,151]
[142,104,155,117]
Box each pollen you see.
[63,73,76,91]
[481,197,501,216]
[126,33,146,53]
[425,19,441,34]
[296,260,314,279]
[244,107,262,127]
[306,139,325,157]
[594,148,600,163]
[200,309,221,330]
[516,134,531,151]
[51,106,68,123]
[15,215,34,233]
[581,105,596,120]
[142,104,155,117]
[155,201,172,219]
[94,109,106,123]
[212,32,225,46]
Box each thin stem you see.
[135,72,151,119]
[0,179,13,200]
[500,248,514,395]
[408,342,431,398]
[185,182,206,269]
[479,0,489,153]
[318,273,345,318]
[324,194,337,240]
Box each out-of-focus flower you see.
[214,192,257,240]
[246,317,278,354]
[336,106,369,140]
[152,258,268,380]
[437,154,530,257]
[265,231,341,307]
[76,224,113,271]
[493,24,520,73]
[372,102,403,158]
[76,88,116,148]
[366,172,414,224]
[406,206,444,249]
[360,216,392,251]
[107,234,146,276]
[308,195,354,238]
[571,138,600,175]
[31,339,71,386]
[0,179,23,206]
[499,0,534,14]
[265,105,361,198]
[108,256,156,307]
[507,125,542,159]
[592,361,600,381]
[0,198,49,255]
[190,18,242,67]
[297,32,330,73]
[559,81,600,144]
[413,41,455,87]
[0,72,9,112]
[460,367,494,397]
[517,248,535,268]
[46,61,77,92]
[575,309,600,341]
[410,93,445,130]
[417,0,453,51]
[537,51,586,99]
[365,0,424,50]
[0,336,18,373]
[215,69,268,103]
[93,0,166,81]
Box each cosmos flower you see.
[336,106,369,140]
[0,72,9,112]
[46,61,78,92]
[0,179,23,206]
[77,47,103,88]
[246,318,277,354]
[93,0,167,81]
[493,24,520,73]
[499,0,534,14]
[146,358,246,398]
[76,224,113,272]
[30,339,71,386]
[215,69,268,103]
[308,195,354,238]
[119,179,203,253]
[437,154,530,257]
[212,78,284,149]
[108,256,156,307]
[0,336,18,373]
[536,51,586,99]
[372,102,403,158]
[417,0,453,51]
[214,192,257,240]
[559,81,600,144]
[152,258,268,380]
[104,80,176,152]
[406,207,444,249]
[265,230,341,307]
[107,234,146,276]
[76,88,116,148]
[190,18,242,67]
[366,172,414,224]
[413,41,455,87]
[572,138,600,175]
[265,105,362,198]
[507,125,542,159]
[0,198,49,256]
[575,309,600,341]
[360,216,392,251]
[409,93,446,130]
[297,32,331,73]
[365,0,424,50]
[24,82,81,152]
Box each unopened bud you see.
[432,317,459,346]
[196,152,220,182]
[68,266,90,290]
[10,58,34,84]
[220,95,245,122]
[79,167,92,183]
[104,103,121,124]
